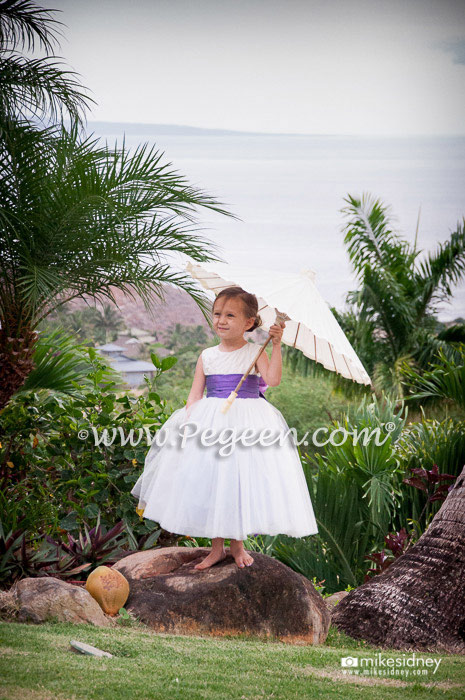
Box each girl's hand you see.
[269,321,285,346]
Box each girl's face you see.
[212,297,255,340]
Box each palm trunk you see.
[332,464,465,654]
[0,324,38,410]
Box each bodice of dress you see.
[201,341,262,377]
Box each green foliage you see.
[243,535,279,557]
[0,117,230,338]
[40,303,126,346]
[0,348,180,587]
[288,193,465,399]
[401,343,465,411]
[165,323,210,353]
[397,417,465,479]
[273,474,372,592]
[39,306,106,345]
[16,327,119,396]
[257,361,352,445]
[0,0,92,125]
[311,392,407,532]
[393,417,465,531]
[0,0,237,414]
[272,393,408,593]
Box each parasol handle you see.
[220,312,288,415]
[220,336,273,414]
[234,335,273,393]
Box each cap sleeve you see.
[200,348,207,374]
[201,346,216,375]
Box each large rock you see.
[113,547,330,644]
[4,577,114,626]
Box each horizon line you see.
[85,120,465,139]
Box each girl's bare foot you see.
[194,548,227,570]
[229,540,254,568]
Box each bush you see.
[0,347,179,584]
[272,393,408,593]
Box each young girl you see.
[131,286,318,570]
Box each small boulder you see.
[0,589,19,621]
[113,547,330,644]
[7,577,114,626]
[325,591,350,610]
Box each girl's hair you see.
[213,287,263,333]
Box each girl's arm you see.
[185,354,206,413]
[255,323,285,386]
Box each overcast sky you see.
[42,0,465,135]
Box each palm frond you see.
[401,344,465,410]
[341,193,414,278]
[414,221,465,317]
[0,0,62,54]
[361,265,417,357]
[0,51,92,125]
[437,323,465,344]
[0,118,231,336]
[16,326,110,396]
[274,393,407,591]
[412,326,464,370]
[371,354,416,401]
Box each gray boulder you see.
[3,577,114,626]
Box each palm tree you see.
[332,462,465,653]
[331,194,465,397]
[0,1,235,408]
[332,344,465,652]
[0,115,233,409]
[39,305,104,344]
[0,0,91,124]
[94,304,126,343]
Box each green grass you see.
[0,620,464,700]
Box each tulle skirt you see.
[131,396,318,540]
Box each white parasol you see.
[186,261,372,386]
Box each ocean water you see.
[91,126,465,322]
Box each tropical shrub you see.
[273,393,407,593]
[0,347,178,547]
[393,418,465,527]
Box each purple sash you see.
[206,373,268,401]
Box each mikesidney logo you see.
[341,656,358,667]
[340,653,442,677]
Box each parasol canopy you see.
[186,260,372,386]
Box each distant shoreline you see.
[86,121,465,139]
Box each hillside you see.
[66,283,462,346]
[66,284,212,341]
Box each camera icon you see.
[341,656,359,668]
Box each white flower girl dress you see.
[131,341,318,540]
